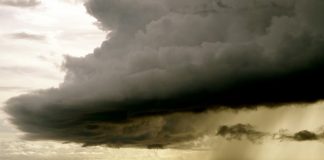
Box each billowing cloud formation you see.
[5,0,324,147]
[217,124,266,142]
[0,0,40,8]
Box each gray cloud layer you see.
[0,0,40,8]
[5,0,324,148]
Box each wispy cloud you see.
[0,0,41,8]
[7,32,46,41]
[0,86,29,91]
[0,66,62,80]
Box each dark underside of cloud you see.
[0,0,40,8]
[4,0,324,148]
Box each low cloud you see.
[9,112,216,148]
[217,124,266,143]
[5,0,324,148]
[217,124,324,143]
[0,0,41,8]
[274,129,324,141]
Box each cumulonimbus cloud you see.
[4,0,324,148]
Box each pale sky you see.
[0,0,97,114]
[1,0,324,160]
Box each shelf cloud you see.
[5,0,324,148]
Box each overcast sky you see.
[1,0,324,159]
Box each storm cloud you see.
[5,0,324,148]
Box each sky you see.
[1,0,324,159]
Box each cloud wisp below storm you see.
[217,124,267,143]
[217,124,324,143]
[4,0,324,148]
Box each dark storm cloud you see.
[10,110,215,148]
[0,0,40,8]
[5,0,324,148]
[7,32,46,41]
[217,124,266,142]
